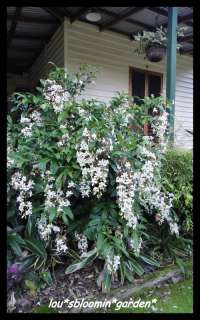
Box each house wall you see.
[64,19,193,149]
[28,19,193,149]
[29,24,64,89]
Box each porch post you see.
[166,7,178,143]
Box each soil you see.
[8,261,122,313]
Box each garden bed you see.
[8,259,192,313]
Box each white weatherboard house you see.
[7,9,193,149]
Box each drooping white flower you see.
[43,80,70,113]
[76,129,110,198]
[116,161,138,229]
[106,255,121,274]
[20,110,43,137]
[55,236,68,253]
[75,232,88,254]
[10,172,34,218]
[37,216,62,242]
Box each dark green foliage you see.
[161,148,193,234]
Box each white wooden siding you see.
[29,24,64,89]
[64,19,193,149]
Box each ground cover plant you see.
[7,64,192,307]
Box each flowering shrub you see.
[7,64,188,291]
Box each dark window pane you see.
[132,70,145,105]
[148,74,161,97]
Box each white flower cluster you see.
[75,232,88,254]
[151,110,168,142]
[77,107,91,119]
[57,132,70,147]
[134,147,159,189]
[45,186,71,211]
[116,161,138,229]
[114,98,132,127]
[10,172,34,218]
[55,236,68,254]
[133,123,178,235]
[129,237,143,256]
[7,132,15,168]
[76,128,111,198]
[41,171,75,223]
[169,221,179,236]
[7,149,15,168]
[115,107,178,236]
[37,216,61,242]
[20,116,33,137]
[106,255,121,274]
[20,111,43,137]
[31,110,43,126]
[59,120,69,130]
[43,79,70,113]
[37,216,68,253]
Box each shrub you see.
[7,65,191,292]
[161,148,193,234]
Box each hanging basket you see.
[145,44,166,62]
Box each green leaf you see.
[49,207,57,223]
[26,216,32,237]
[62,213,69,225]
[119,261,125,285]
[7,233,25,257]
[40,271,53,286]
[63,207,73,220]
[175,256,185,273]
[25,239,47,258]
[65,248,98,274]
[20,255,36,272]
[25,280,38,297]
[50,161,59,174]
[102,270,111,292]
[55,168,68,188]
[128,258,144,276]
[58,110,69,123]
[110,236,129,258]
[140,255,160,267]
[38,159,48,171]
[124,263,135,282]
[124,226,129,238]
[96,233,105,252]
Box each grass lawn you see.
[109,276,193,313]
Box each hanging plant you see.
[134,25,187,62]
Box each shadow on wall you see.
[7,74,31,97]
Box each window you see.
[129,67,163,135]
